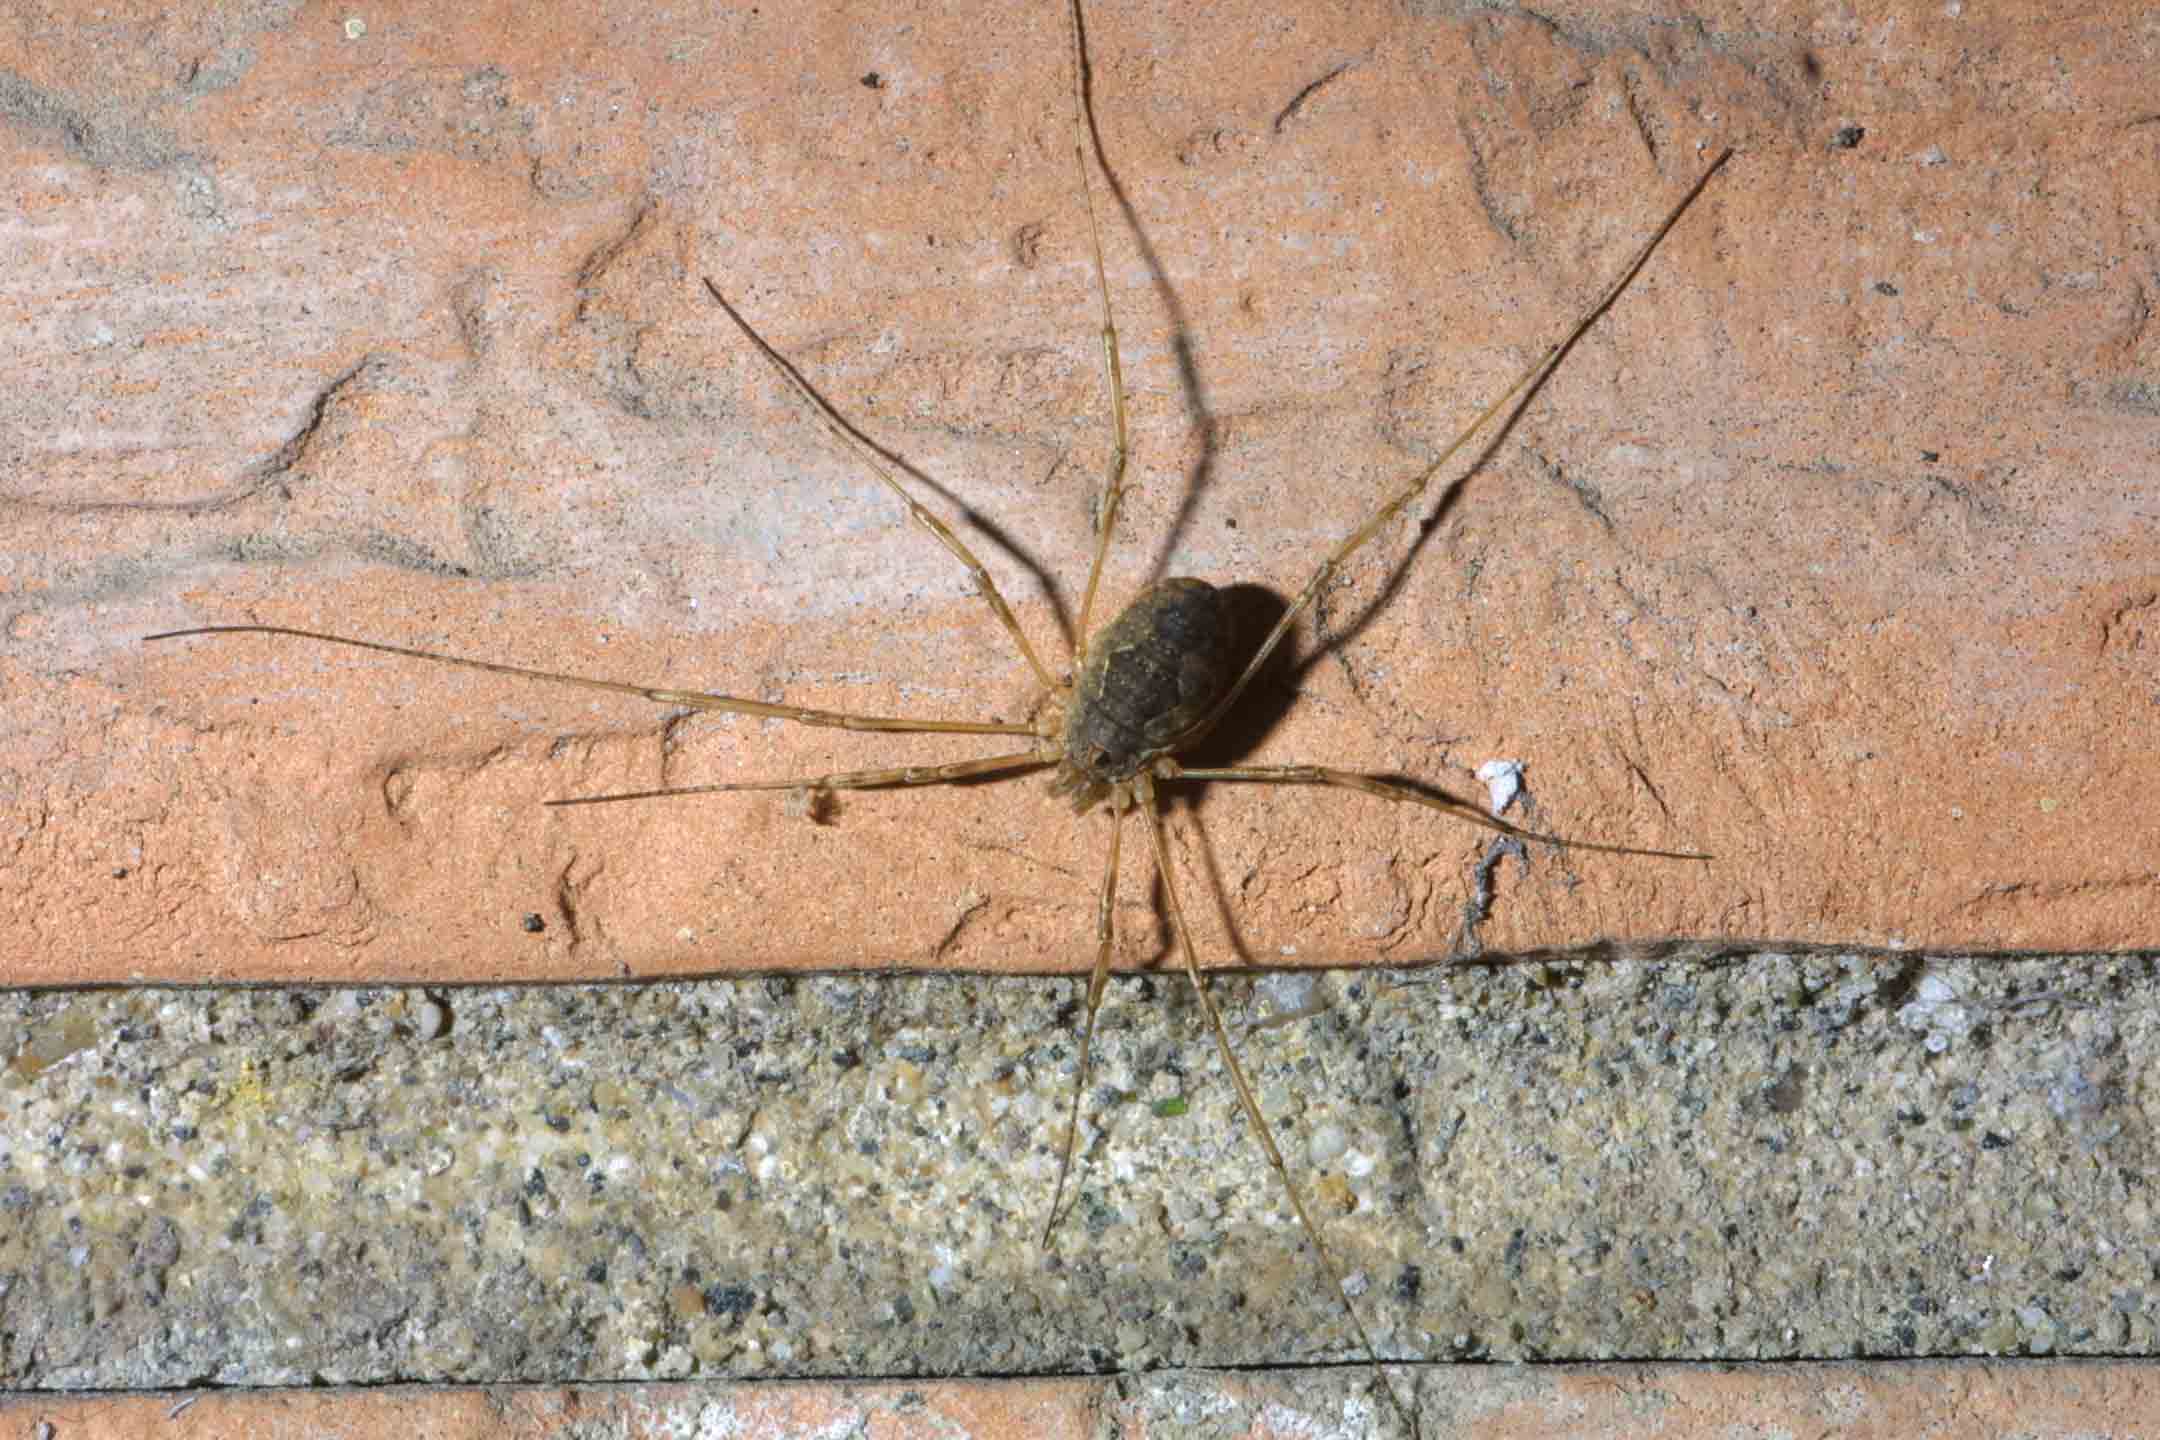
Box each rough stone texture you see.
[4,953,2155,1390]
[8,1362,2160,1440]
[3,0,2155,986]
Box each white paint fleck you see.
[1476,758,1524,815]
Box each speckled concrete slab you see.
[5,952,2152,1390]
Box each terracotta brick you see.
[8,0,2155,984]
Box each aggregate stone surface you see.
[4,951,2154,1388]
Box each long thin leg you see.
[1042,797,1122,1244]
[700,280,1064,695]
[544,747,1057,808]
[1183,149,1734,746]
[1167,762,1711,861]
[1137,776,1413,1433]
[144,625,1036,736]
[1064,0,1132,651]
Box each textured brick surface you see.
[6,0,2156,985]
[8,1362,2160,1440]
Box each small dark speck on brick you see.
[1831,125,1866,149]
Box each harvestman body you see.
[149,0,1728,1423]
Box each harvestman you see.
[149,0,1727,1418]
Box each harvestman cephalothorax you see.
[149,0,1729,1424]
